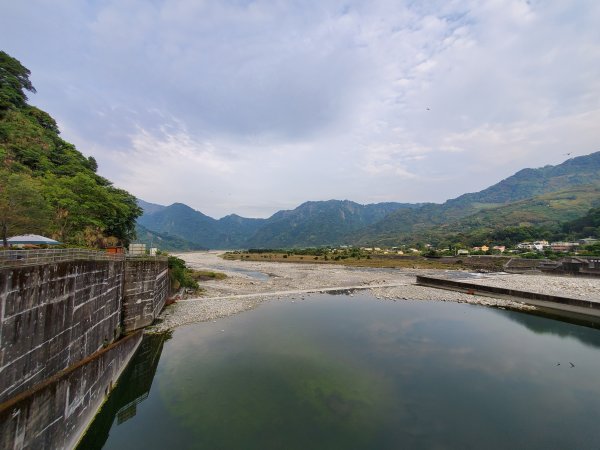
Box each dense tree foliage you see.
[0,51,141,246]
[0,51,36,111]
[168,256,199,292]
[562,207,600,237]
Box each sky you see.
[2,0,599,218]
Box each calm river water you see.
[79,292,600,449]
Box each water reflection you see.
[498,308,600,350]
[82,295,600,449]
[77,332,170,450]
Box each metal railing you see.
[0,248,167,269]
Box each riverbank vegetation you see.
[167,256,227,295]
[168,256,200,293]
[223,249,476,270]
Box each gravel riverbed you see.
[150,252,553,331]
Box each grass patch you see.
[191,270,228,281]
[222,252,466,270]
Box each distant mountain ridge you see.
[137,199,413,249]
[137,202,265,249]
[245,200,417,248]
[135,223,207,251]
[137,151,600,249]
[351,151,600,244]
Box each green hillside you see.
[562,206,600,237]
[353,152,600,245]
[385,185,600,247]
[245,200,414,248]
[135,223,207,251]
[0,51,141,247]
[446,185,600,231]
[137,202,266,249]
[137,199,413,248]
[138,150,600,249]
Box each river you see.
[80,291,600,449]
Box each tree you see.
[0,51,36,111]
[0,50,142,246]
[0,169,50,246]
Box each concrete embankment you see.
[0,249,169,449]
[0,331,142,450]
[416,275,600,322]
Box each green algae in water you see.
[159,305,393,449]
[83,293,600,449]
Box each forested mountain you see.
[351,151,600,245]
[137,200,411,249]
[563,206,600,236]
[135,223,206,251]
[139,151,600,249]
[0,51,140,247]
[245,200,414,247]
[137,199,166,216]
[450,152,600,207]
[365,185,600,247]
[137,202,267,248]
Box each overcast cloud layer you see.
[3,0,599,218]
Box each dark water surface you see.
[80,293,600,449]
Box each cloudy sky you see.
[2,0,599,218]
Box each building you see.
[128,243,147,255]
[517,240,549,251]
[550,242,579,252]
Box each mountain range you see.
[137,151,600,249]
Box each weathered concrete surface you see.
[0,260,125,403]
[122,258,169,332]
[0,331,142,450]
[416,275,600,320]
[76,333,169,449]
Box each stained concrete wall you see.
[416,275,600,319]
[0,331,142,450]
[76,333,169,448]
[0,260,125,404]
[122,258,169,332]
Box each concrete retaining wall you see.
[416,275,600,319]
[122,259,169,332]
[0,260,125,403]
[0,331,142,450]
[0,254,169,449]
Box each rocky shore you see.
[150,252,549,331]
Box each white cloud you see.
[1,0,599,217]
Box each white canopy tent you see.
[7,234,62,245]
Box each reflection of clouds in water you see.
[93,293,600,449]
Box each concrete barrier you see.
[416,275,600,320]
[0,260,125,403]
[122,258,169,332]
[0,253,170,449]
[0,331,142,450]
